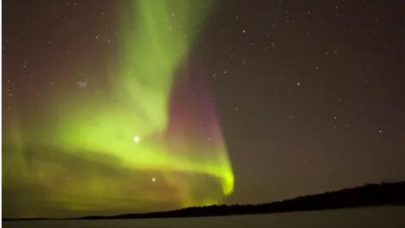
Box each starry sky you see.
[2,0,404,218]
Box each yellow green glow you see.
[3,0,233,218]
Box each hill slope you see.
[4,181,405,221]
[81,181,405,220]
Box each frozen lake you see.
[3,206,405,228]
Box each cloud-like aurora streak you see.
[2,0,234,217]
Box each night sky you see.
[2,0,404,218]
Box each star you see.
[77,80,87,88]
[133,135,140,143]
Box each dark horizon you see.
[4,181,405,221]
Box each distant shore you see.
[4,181,405,221]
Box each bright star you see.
[133,135,140,143]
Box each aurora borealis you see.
[3,0,233,217]
[3,0,405,220]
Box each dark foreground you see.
[3,181,405,221]
[3,207,405,228]
[81,181,404,220]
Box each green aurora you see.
[3,0,234,217]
